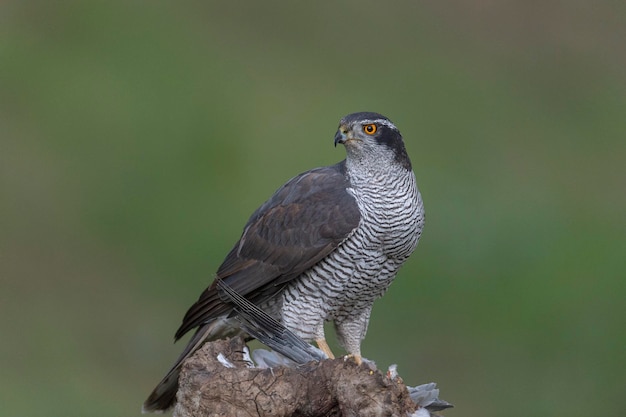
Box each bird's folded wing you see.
[175,161,360,339]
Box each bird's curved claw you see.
[344,354,363,365]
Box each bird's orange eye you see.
[363,124,377,135]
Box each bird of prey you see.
[143,112,425,412]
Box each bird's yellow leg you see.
[315,338,335,359]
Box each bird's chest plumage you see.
[350,177,423,261]
[279,168,424,338]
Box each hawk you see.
[143,112,425,412]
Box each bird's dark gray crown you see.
[340,112,412,170]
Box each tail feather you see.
[142,366,179,413]
[142,318,240,413]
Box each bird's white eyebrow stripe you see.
[359,118,398,131]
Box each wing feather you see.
[175,160,359,340]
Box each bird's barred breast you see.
[280,169,423,340]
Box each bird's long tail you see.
[142,319,238,413]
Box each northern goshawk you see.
[143,112,425,412]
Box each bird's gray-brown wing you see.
[175,160,360,339]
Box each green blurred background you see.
[2,1,625,416]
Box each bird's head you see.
[334,112,412,170]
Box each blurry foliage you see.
[1,1,625,416]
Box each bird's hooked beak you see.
[334,125,349,147]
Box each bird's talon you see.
[344,354,363,365]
